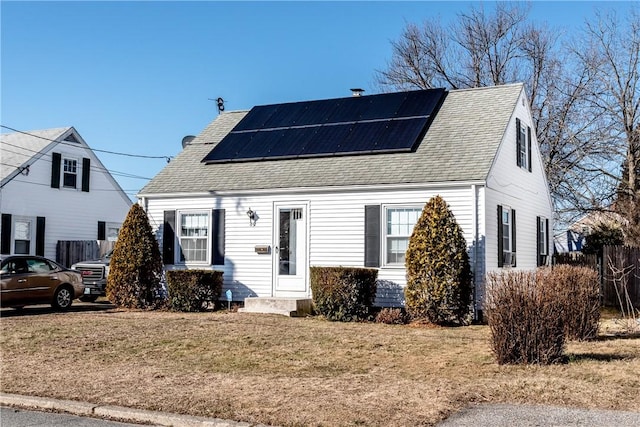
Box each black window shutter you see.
[527,126,532,172]
[51,152,61,188]
[1,213,12,255]
[212,209,225,265]
[36,217,46,256]
[545,218,549,260]
[364,205,381,267]
[82,157,91,192]
[511,209,517,267]
[163,211,175,265]
[516,118,522,168]
[98,221,106,240]
[536,216,541,266]
[497,206,503,267]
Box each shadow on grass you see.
[596,332,640,341]
[0,301,116,318]
[566,352,634,362]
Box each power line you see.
[1,143,153,181]
[9,178,143,194]
[0,125,174,162]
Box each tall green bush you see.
[404,195,472,325]
[106,204,164,308]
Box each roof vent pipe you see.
[350,88,364,97]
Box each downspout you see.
[470,184,479,321]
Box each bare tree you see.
[575,9,640,244]
[377,3,530,90]
[375,3,618,228]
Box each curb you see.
[0,393,268,427]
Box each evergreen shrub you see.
[166,270,223,312]
[310,266,378,321]
[106,204,164,309]
[404,195,472,325]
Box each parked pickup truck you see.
[71,251,112,302]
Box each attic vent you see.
[350,88,364,97]
[64,134,79,143]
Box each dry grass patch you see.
[1,308,639,426]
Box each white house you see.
[138,84,553,314]
[1,127,132,263]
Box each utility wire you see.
[2,141,153,180]
[1,125,173,162]
[10,178,141,193]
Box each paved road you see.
[436,403,640,426]
[0,406,151,427]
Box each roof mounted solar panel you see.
[202,88,446,164]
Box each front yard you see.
[1,308,638,426]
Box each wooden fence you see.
[601,246,640,309]
[56,240,99,268]
[554,246,640,308]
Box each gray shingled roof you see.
[1,127,70,182]
[139,84,523,195]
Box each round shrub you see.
[166,270,223,312]
[310,266,378,321]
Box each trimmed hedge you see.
[310,266,378,321]
[486,270,565,365]
[166,270,223,312]
[539,265,600,341]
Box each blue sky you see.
[0,1,630,199]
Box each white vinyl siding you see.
[144,184,481,307]
[485,90,553,272]
[1,140,131,260]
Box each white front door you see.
[273,202,308,296]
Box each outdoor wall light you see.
[246,208,258,226]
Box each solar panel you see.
[202,88,446,164]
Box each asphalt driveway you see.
[436,403,640,426]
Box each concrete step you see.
[238,297,313,317]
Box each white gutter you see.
[137,180,488,199]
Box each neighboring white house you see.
[555,210,625,253]
[1,127,131,263]
[138,84,553,313]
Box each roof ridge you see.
[449,83,523,93]
[1,126,72,137]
